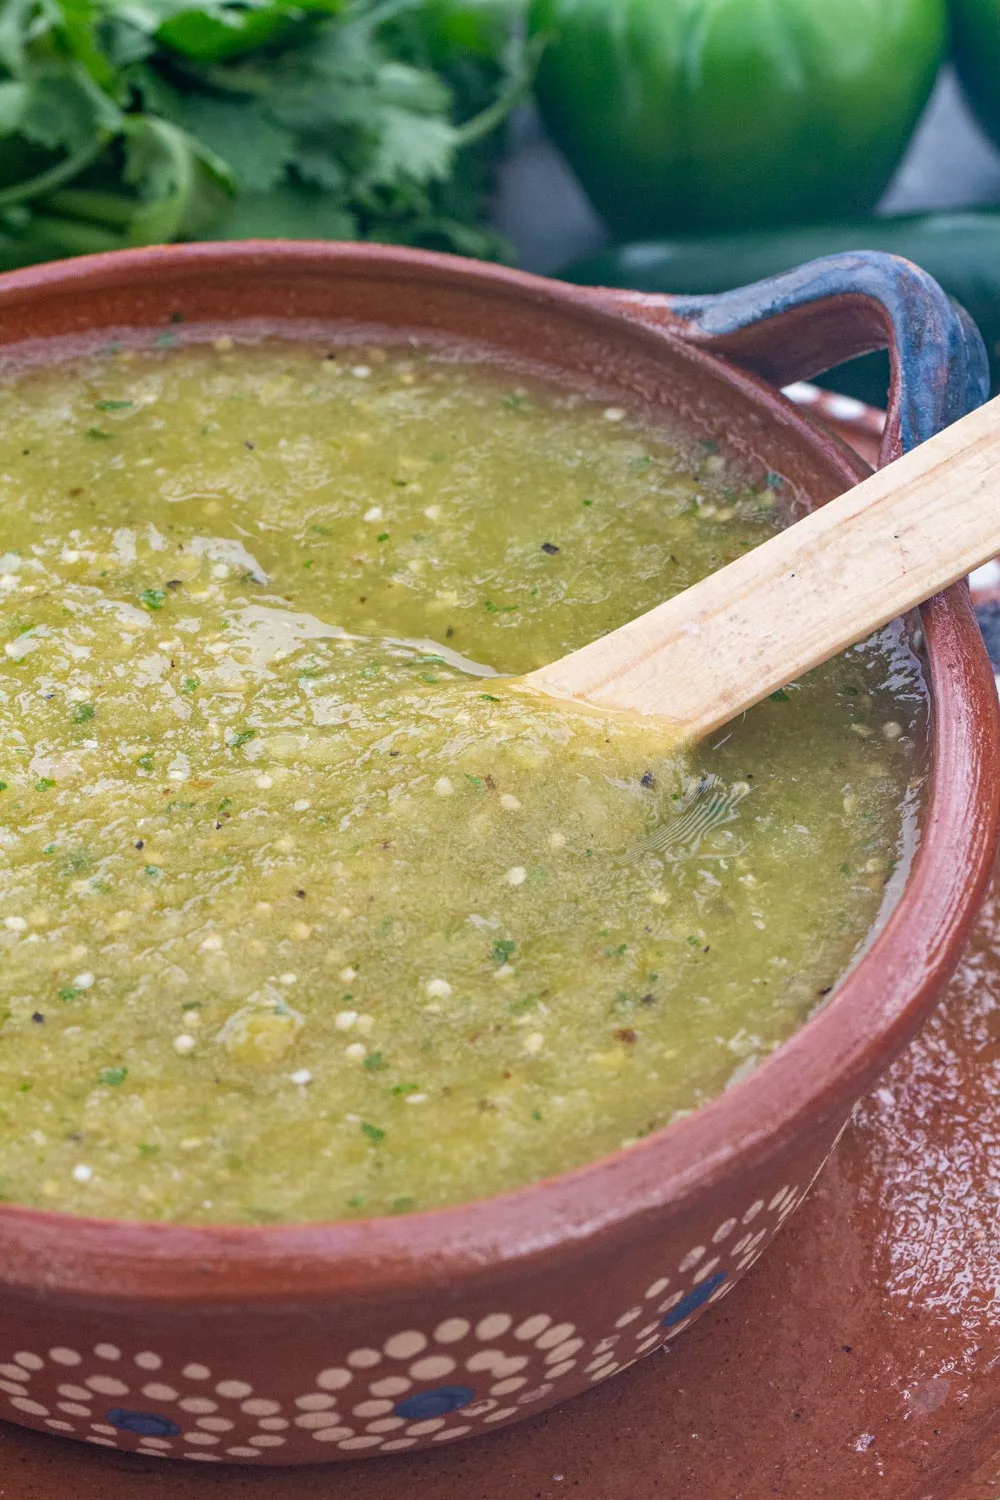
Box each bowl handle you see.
[583,251,990,462]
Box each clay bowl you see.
[0,242,996,1469]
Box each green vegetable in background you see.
[951,0,1000,150]
[0,0,529,268]
[564,212,1000,405]
[528,0,947,238]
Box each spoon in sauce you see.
[526,394,1000,740]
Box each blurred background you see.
[3,0,1000,404]
[496,68,1000,275]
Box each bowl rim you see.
[0,239,996,1303]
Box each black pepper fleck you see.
[541,541,560,555]
[640,770,657,788]
[31,1012,44,1024]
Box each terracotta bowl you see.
[0,243,996,1468]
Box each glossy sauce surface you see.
[0,335,927,1222]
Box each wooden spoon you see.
[525,394,1000,742]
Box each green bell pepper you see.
[952,0,1000,149]
[528,0,947,237]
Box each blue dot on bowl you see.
[106,1407,182,1438]
[394,1385,475,1420]
[663,1270,728,1328]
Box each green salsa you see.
[0,333,926,1223]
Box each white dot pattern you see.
[369,1376,410,1398]
[49,1348,81,1367]
[85,1375,128,1397]
[384,1331,426,1360]
[0,1180,812,1462]
[434,1318,470,1344]
[296,1392,338,1410]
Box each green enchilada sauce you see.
[0,338,926,1222]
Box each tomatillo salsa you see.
[0,333,927,1222]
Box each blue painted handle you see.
[665,251,990,459]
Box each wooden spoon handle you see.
[526,394,1000,740]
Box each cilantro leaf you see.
[0,0,528,267]
[167,95,295,192]
[124,115,235,242]
[203,181,356,239]
[16,66,121,153]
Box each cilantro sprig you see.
[0,0,534,271]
